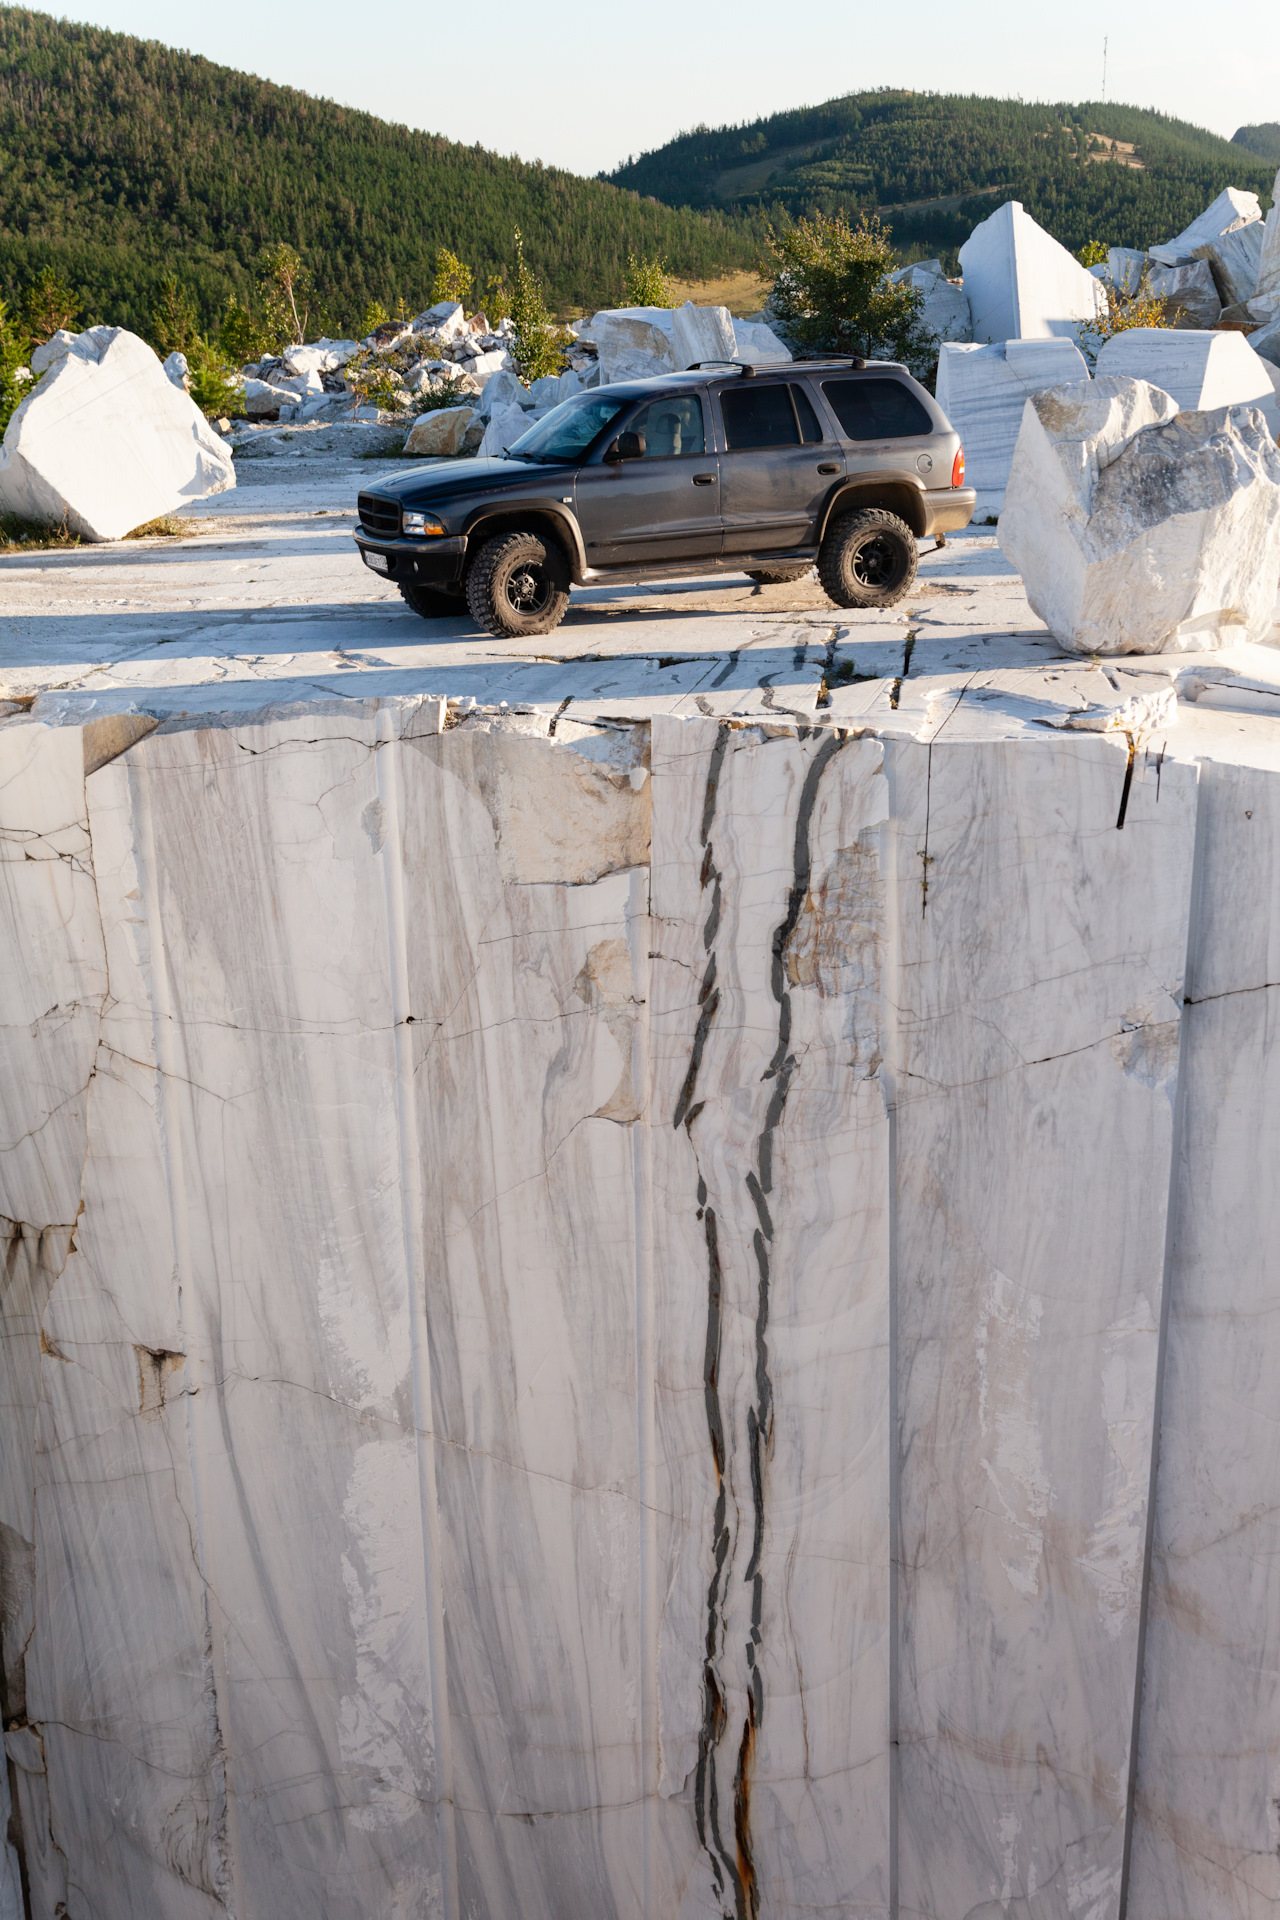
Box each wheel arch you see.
[462,504,587,582]
[817,478,927,541]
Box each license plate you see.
[363,550,389,573]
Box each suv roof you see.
[596,360,912,400]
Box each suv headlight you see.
[402,510,445,537]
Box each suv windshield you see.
[508,394,629,464]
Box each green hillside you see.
[607,91,1276,263]
[0,6,759,335]
[1234,123,1280,163]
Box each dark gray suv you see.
[354,359,976,638]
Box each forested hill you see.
[1234,123,1280,163]
[607,92,1276,261]
[0,7,758,335]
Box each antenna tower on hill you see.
[1102,36,1108,102]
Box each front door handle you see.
[692,472,717,485]
[817,462,841,474]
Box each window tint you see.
[822,378,932,440]
[791,383,824,443]
[509,394,628,462]
[720,384,800,450]
[628,394,705,457]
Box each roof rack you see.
[684,359,756,376]
[686,355,871,374]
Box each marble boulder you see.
[283,339,361,376]
[889,258,973,341]
[731,317,792,364]
[958,199,1106,345]
[0,326,234,541]
[1248,167,1280,319]
[1150,185,1263,267]
[582,308,678,384]
[1194,222,1266,307]
[670,299,736,368]
[403,405,479,456]
[1094,327,1279,433]
[1107,246,1149,296]
[1146,257,1223,329]
[478,398,540,456]
[998,373,1280,653]
[935,336,1091,501]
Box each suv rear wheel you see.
[746,564,813,586]
[466,530,570,638]
[818,508,918,609]
[399,581,462,619]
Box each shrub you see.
[1077,277,1172,366]
[150,274,201,357]
[359,300,390,338]
[509,228,570,383]
[623,251,673,306]
[763,212,934,374]
[216,295,269,367]
[256,243,309,351]
[342,348,408,411]
[430,249,473,309]
[1076,239,1109,268]
[0,298,33,435]
[186,338,243,417]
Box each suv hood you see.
[364,456,568,504]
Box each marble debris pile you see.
[936,336,1090,500]
[959,199,1107,346]
[998,373,1280,653]
[578,300,790,384]
[0,326,234,541]
[5,690,1280,1920]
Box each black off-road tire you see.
[399,580,462,619]
[466,530,571,638]
[817,508,918,609]
[745,564,813,585]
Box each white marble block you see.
[670,301,737,369]
[958,199,1106,345]
[1194,222,1266,307]
[0,327,234,540]
[731,317,792,364]
[1248,168,1280,320]
[889,258,973,341]
[581,308,678,385]
[936,337,1091,501]
[1094,326,1279,433]
[1150,185,1263,267]
[998,374,1280,653]
[1146,256,1223,329]
[5,689,1280,1920]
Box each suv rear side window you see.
[823,378,932,440]
[629,394,704,456]
[720,384,799,449]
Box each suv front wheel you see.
[818,507,918,609]
[466,530,571,638]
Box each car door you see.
[818,375,937,483]
[714,379,843,553]
[572,391,722,566]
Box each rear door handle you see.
[817,462,841,474]
[692,472,717,485]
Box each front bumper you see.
[353,530,468,586]
[920,487,977,536]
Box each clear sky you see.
[59,0,1278,180]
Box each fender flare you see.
[816,474,929,542]
[462,502,588,582]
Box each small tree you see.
[186,339,244,418]
[623,251,673,307]
[0,299,33,435]
[216,295,268,368]
[1076,240,1109,268]
[430,249,473,309]
[150,275,200,357]
[482,272,510,323]
[256,243,309,351]
[1077,277,1173,367]
[359,299,390,338]
[763,213,934,372]
[19,266,80,345]
[509,228,569,383]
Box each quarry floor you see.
[4,444,1280,763]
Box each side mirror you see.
[605,430,645,463]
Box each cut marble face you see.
[0,687,1277,1920]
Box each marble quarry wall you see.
[1,697,1277,1920]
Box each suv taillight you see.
[951,446,965,488]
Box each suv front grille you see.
[358,493,400,539]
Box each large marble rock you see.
[582,307,678,384]
[0,327,234,540]
[6,684,1273,1920]
[889,257,973,341]
[477,398,537,455]
[935,336,1090,500]
[1248,167,1280,319]
[403,405,477,456]
[670,300,736,368]
[1146,256,1223,328]
[1095,326,1279,432]
[1107,246,1149,295]
[998,374,1280,653]
[1194,222,1266,306]
[731,316,792,363]
[958,199,1106,345]
[283,339,360,376]
[1150,185,1263,267]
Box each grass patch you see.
[0,513,82,552]
[124,514,202,539]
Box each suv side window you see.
[720,383,800,449]
[791,383,824,443]
[822,378,932,440]
[628,394,705,457]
